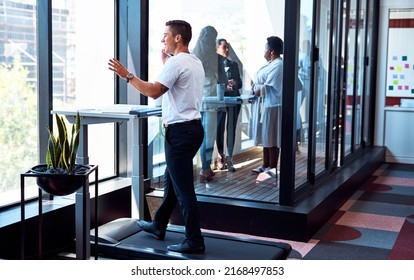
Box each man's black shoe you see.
[136,220,165,240]
[167,239,205,254]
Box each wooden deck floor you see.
[193,146,317,204]
[194,147,280,203]
[151,146,315,204]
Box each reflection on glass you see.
[193,25,219,182]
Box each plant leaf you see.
[62,137,70,171]
[46,126,58,168]
[45,113,81,173]
[56,114,67,148]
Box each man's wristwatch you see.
[126,73,134,83]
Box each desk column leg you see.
[131,118,144,219]
[76,123,90,259]
[77,124,89,165]
[94,168,99,260]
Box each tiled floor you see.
[205,163,414,259]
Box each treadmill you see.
[90,218,292,260]
[85,105,291,260]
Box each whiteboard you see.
[386,27,414,97]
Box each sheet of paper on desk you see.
[97,104,152,113]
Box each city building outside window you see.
[0,0,115,207]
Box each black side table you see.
[20,165,99,260]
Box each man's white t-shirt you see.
[156,52,205,125]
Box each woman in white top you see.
[250,36,283,174]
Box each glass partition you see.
[295,0,315,187]
[343,0,357,156]
[295,0,330,189]
[293,0,376,196]
[314,0,330,176]
[362,0,375,146]
[354,0,367,149]
[148,0,285,203]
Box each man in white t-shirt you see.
[108,20,205,254]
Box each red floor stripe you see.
[388,219,414,260]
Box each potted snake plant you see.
[30,112,91,196]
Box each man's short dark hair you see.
[166,20,192,46]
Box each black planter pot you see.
[29,164,92,196]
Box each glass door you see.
[338,0,369,163]
[313,0,331,177]
[295,0,335,190]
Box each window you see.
[0,0,38,207]
[0,0,115,207]
[52,0,115,179]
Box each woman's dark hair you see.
[267,36,283,55]
[166,20,192,45]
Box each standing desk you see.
[202,95,252,108]
[52,105,161,258]
[52,98,282,260]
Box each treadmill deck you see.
[91,218,292,260]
